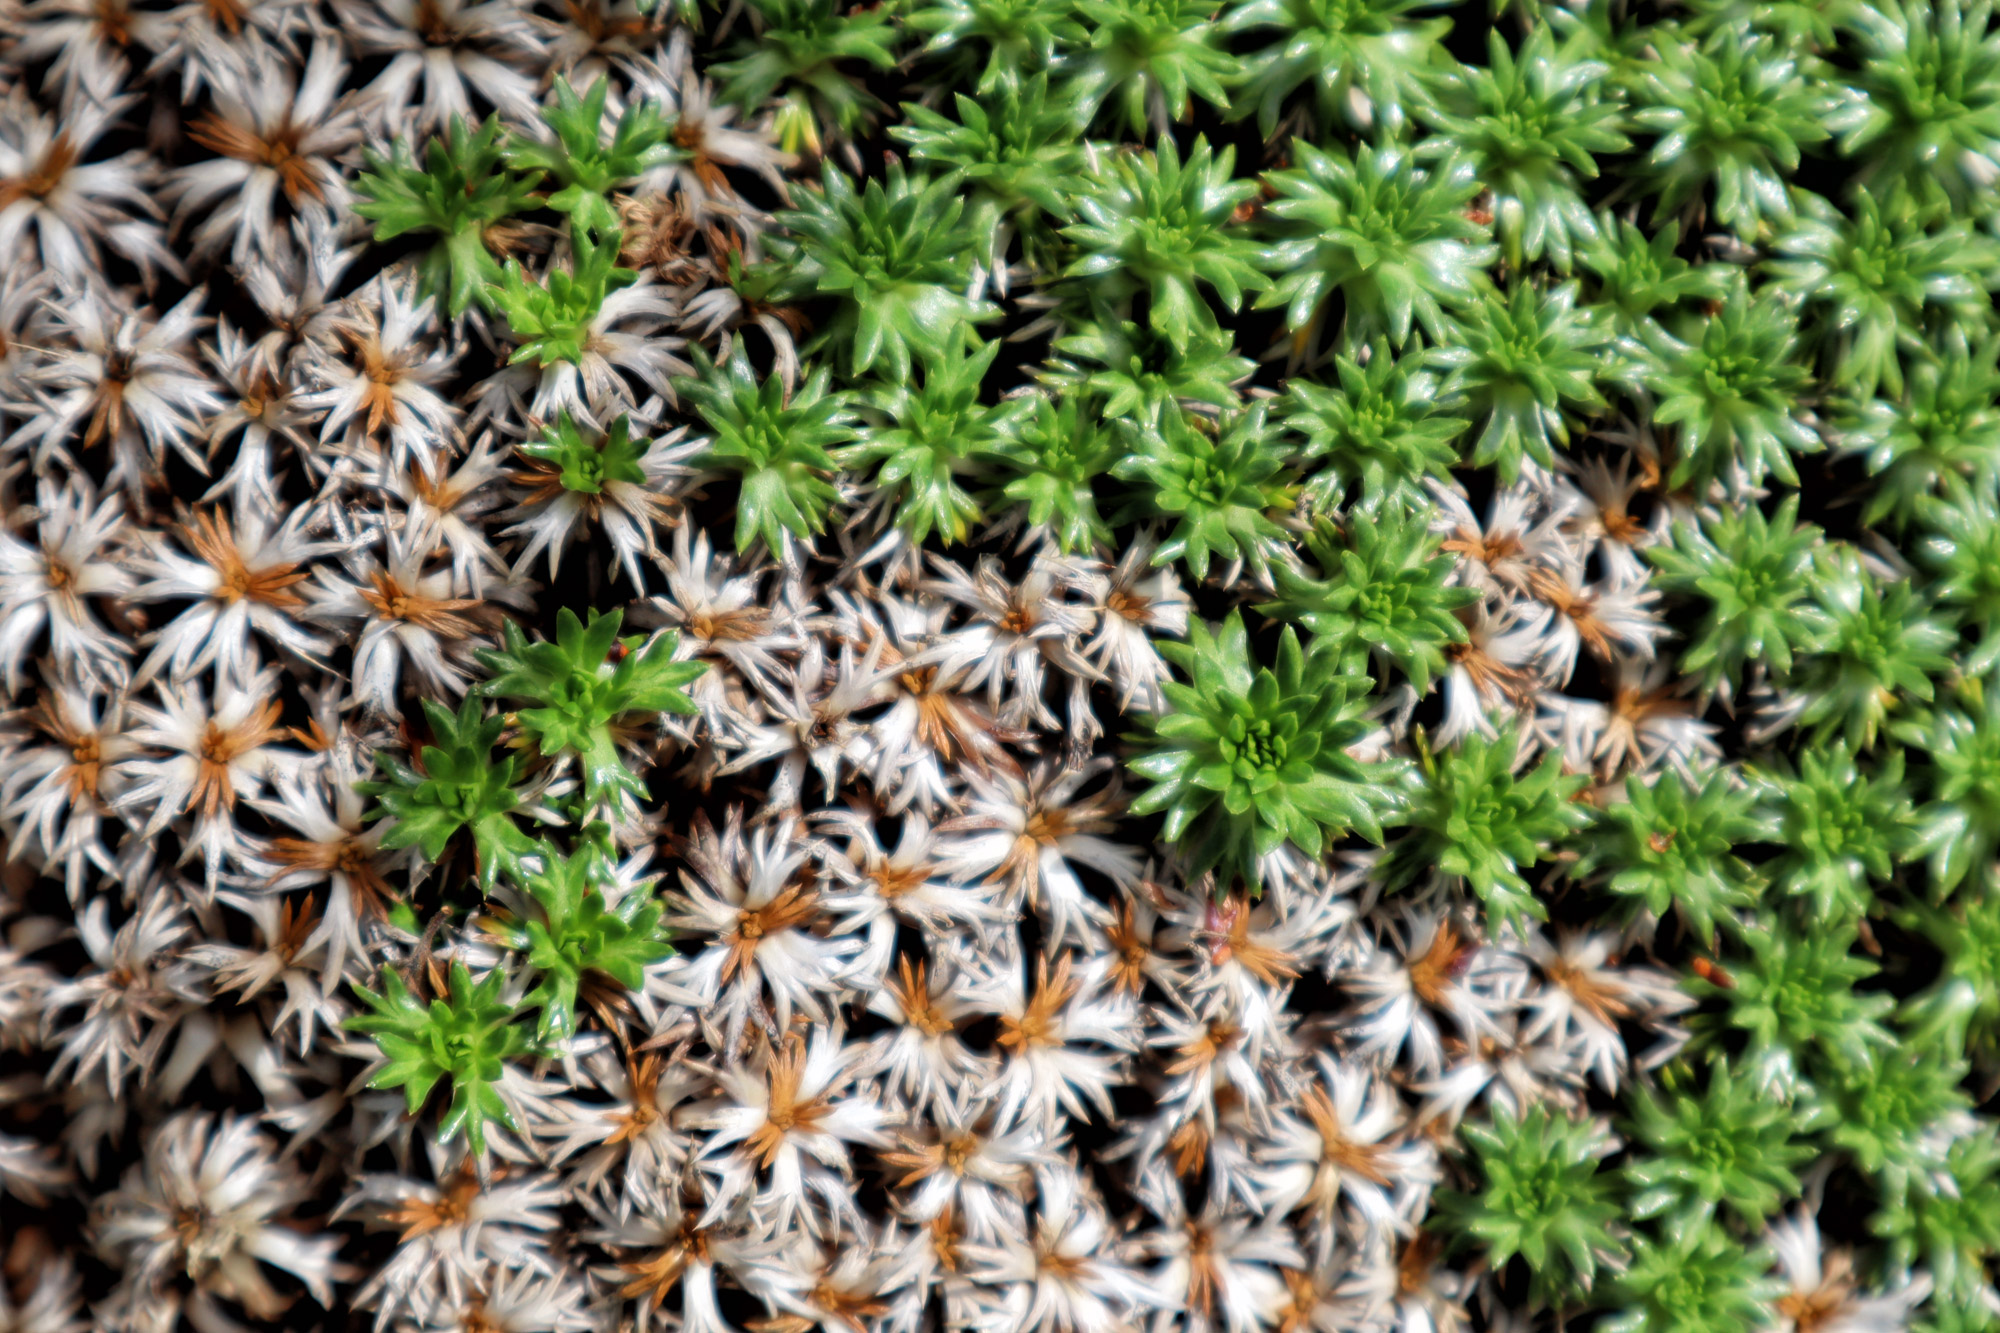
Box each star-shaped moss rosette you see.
[1124,609,1408,893]
[477,607,705,805]
[344,960,532,1157]
[359,694,542,889]
[485,842,675,1042]
[353,114,545,317]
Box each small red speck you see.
[1203,897,1240,965]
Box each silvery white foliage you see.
[0,12,1914,1333]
